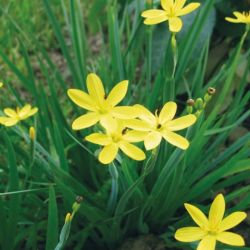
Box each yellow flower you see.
[175,194,247,250]
[0,82,3,88]
[125,102,196,150]
[141,0,201,32]
[68,73,139,130]
[85,118,146,164]
[0,104,38,127]
[226,11,250,24]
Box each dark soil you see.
[118,235,166,250]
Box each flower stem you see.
[170,33,178,100]
[107,162,119,213]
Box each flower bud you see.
[186,106,193,114]
[207,87,216,96]
[195,98,204,110]
[186,99,195,106]
[65,213,72,223]
[29,127,36,141]
[75,196,83,204]
[72,202,81,213]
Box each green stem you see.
[145,0,153,94]
[107,162,119,213]
[146,27,153,94]
[170,33,178,100]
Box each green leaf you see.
[46,186,59,250]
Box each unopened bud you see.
[29,127,36,141]
[195,98,204,110]
[75,196,83,204]
[207,87,216,96]
[65,213,72,223]
[204,93,211,102]
[186,99,195,106]
[72,202,81,213]
[186,106,193,114]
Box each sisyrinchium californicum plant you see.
[0,0,250,250]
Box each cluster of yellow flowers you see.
[67,73,196,164]
[142,0,250,33]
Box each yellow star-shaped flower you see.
[68,73,139,130]
[125,102,196,150]
[0,104,38,127]
[175,194,247,250]
[141,0,201,32]
[85,118,146,164]
[226,11,250,24]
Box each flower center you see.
[97,101,112,115]
[111,133,122,143]
[208,231,218,236]
[207,225,220,236]
[168,6,176,17]
[157,124,162,129]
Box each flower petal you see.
[208,194,225,228]
[124,119,152,131]
[174,0,187,11]
[144,131,162,150]
[177,3,201,16]
[159,102,177,124]
[86,73,105,106]
[141,9,166,18]
[144,16,168,25]
[225,17,242,23]
[168,17,183,32]
[99,143,118,164]
[216,232,245,246]
[119,141,145,161]
[135,105,156,125]
[161,0,173,11]
[4,108,17,118]
[111,106,140,119]
[67,89,97,111]
[19,104,31,117]
[122,130,148,142]
[162,130,189,149]
[106,80,128,107]
[72,112,99,130]
[219,212,247,232]
[175,227,206,242]
[0,117,18,127]
[184,203,209,229]
[197,235,216,250]
[24,107,38,119]
[165,114,196,131]
[233,11,244,19]
[85,133,112,146]
[100,115,118,134]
